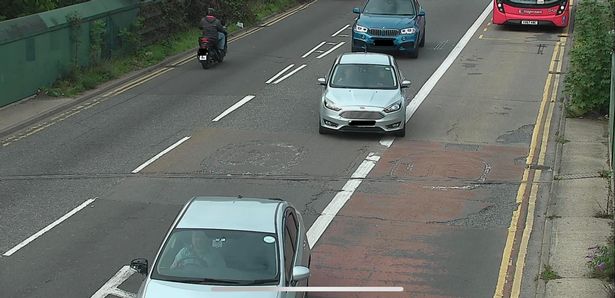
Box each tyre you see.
[409,47,419,59]
[419,28,425,47]
[201,61,209,69]
[319,125,327,134]
[394,126,406,137]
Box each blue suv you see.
[351,0,426,58]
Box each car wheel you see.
[394,127,406,137]
[409,47,419,59]
[419,29,425,47]
[319,125,328,134]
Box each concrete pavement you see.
[539,117,614,297]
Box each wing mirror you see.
[317,77,327,85]
[353,7,362,14]
[401,80,411,89]
[130,258,148,275]
[292,265,311,281]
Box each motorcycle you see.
[197,32,227,69]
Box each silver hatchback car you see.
[318,52,410,137]
[130,196,311,298]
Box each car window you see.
[283,225,296,284]
[286,210,298,245]
[330,64,397,90]
[151,228,279,284]
[363,0,416,15]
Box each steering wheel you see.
[175,256,208,270]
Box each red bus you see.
[493,0,570,28]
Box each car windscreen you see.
[151,228,279,285]
[363,0,415,15]
[330,64,397,90]
[504,0,562,6]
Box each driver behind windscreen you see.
[170,230,227,270]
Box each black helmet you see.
[207,7,216,15]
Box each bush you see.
[563,0,614,117]
[587,243,615,281]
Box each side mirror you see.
[401,80,411,88]
[317,77,326,85]
[353,7,361,14]
[418,9,425,16]
[292,266,310,281]
[130,258,148,275]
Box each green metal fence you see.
[611,52,615,170]
[0,0,140,107]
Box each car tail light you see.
[496,0,505,13]
[556,1,566,15]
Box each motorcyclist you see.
[199,8,227,56]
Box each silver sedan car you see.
[130,196,311,298]
[318,52,410,137]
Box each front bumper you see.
[320,106,405,134]
[351,31,418,53]
[492,5,569,27]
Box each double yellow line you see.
[493,31,568,298]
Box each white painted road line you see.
[92,3,495,295]
[302,41,326,58]
[91,265,137,298]
[316,41,345,59]
[272,64,307,84]
[131,136,191,173]
[306,153,380,248]
[212,95,256,121]
[379,136,395,148]
[3,198,96,257]
[404,3,491,123]
[331,24,350,37]
[266,64,295,84]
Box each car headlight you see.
[400,27,416,34]
[383,101,402,113]
[324,98,341,111]
[354,24,368,33]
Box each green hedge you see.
[564,0,615,117]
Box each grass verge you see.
[43,0,298,98]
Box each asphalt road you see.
[0,0,568,297]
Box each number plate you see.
[199,55,207,60]
[521,20,538,25]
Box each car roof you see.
[337,52,393,66]
[175,196,284,233]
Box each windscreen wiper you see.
[174,278,241,285]
[237,279,279,286]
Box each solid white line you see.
[331,24,350,37]
[266,64,295,84]
[212,286,404,292]
[131,136,191,173]
[3,198,96,256]
[306,153,380,248]
[272,65,307,84]
[301,41,326,58]
[404,3,492,122]
[91,266,137,298]
[316,42,345,59]
[212,95,256,121]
